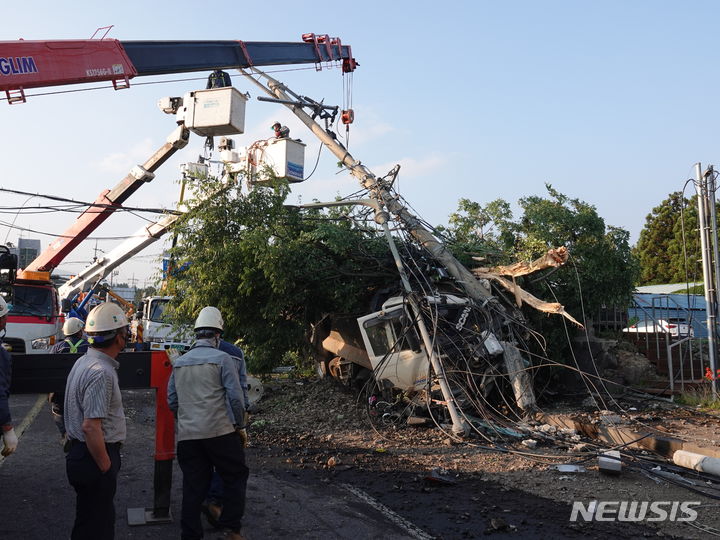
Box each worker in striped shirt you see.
[64,302,129,540]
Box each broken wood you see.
[474,271,583,328]
[474,247,569,278]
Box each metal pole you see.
[298,200,469,434]
[240,68,494,303]
[380,220,470,435]
[706,167,720,398]
[695,164,718,398]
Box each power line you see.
[0,218,161,241]
[0,65,323,102]
[0,187,181,215]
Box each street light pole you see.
[695,163,718,399]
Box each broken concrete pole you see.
[500,342,536,412]
[673,450,720,477]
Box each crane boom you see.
[24,125,189,273]
[57,212,178,302]
[0,34,356,102]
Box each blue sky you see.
[2,1,720,286]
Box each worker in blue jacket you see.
[0,296,18,457]
[203,339,250,527]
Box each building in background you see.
[18,239,41,270]
[111,286,137,304]
[5,238,41,270]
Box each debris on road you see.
[598,450,623,475]
[521,439,537,449]
[552,464,586,473]
[423,467,456,486]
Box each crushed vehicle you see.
[312,247,580,436]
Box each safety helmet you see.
[85,302,129,333]
[194,306,223,332]
[0,296,8,318]
[271,121,281,129]
[63,317,85,336]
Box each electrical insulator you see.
[341,109,354,125]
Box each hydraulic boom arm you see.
[24,125,189,273]
[0,34,356,102]
[57,212,179,302]
[16,33,357,273]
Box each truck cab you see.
[139,295,192,351]
[2,275,62,354]
[357,296,429,391]
[357,294,475,391]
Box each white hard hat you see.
[0,296,8,318]
[86,302,129,333]
[194,306,223,332]
[63,317,85,336]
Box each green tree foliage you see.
[446,185,639,366]
[635,192,701,285]
[441,198,515,268]
[512,185,639,315]
[447,185,638,315]
[165,178,396,372]
[167,173,637,372]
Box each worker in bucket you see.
[0,296,18,458]
[64,302,129,540]
[202,337,250,528]
[168,306,248,540]
[48,317,89,445]
[271,121,290,138]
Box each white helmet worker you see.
[63,317,85,337]
[85,302,129,347]
[0,296,8,318]
[86,302,129,332]
[194,306,223,333]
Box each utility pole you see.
[242,67,537,427]
[695,163,719,399]
[299,199,470,435]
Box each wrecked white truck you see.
[312,247,580,437]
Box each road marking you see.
[0,394,46,468]
[339,482,435,540]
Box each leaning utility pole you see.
[241,67,537,423]
[695,163,719,399]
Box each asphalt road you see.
[0,391,676,540]
[0,391,420,540]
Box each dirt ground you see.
[249,376,720,539]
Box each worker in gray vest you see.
[0,296,18,457]
[168,306,248,540]
[64,302,129,540]
[49,317,89,441]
